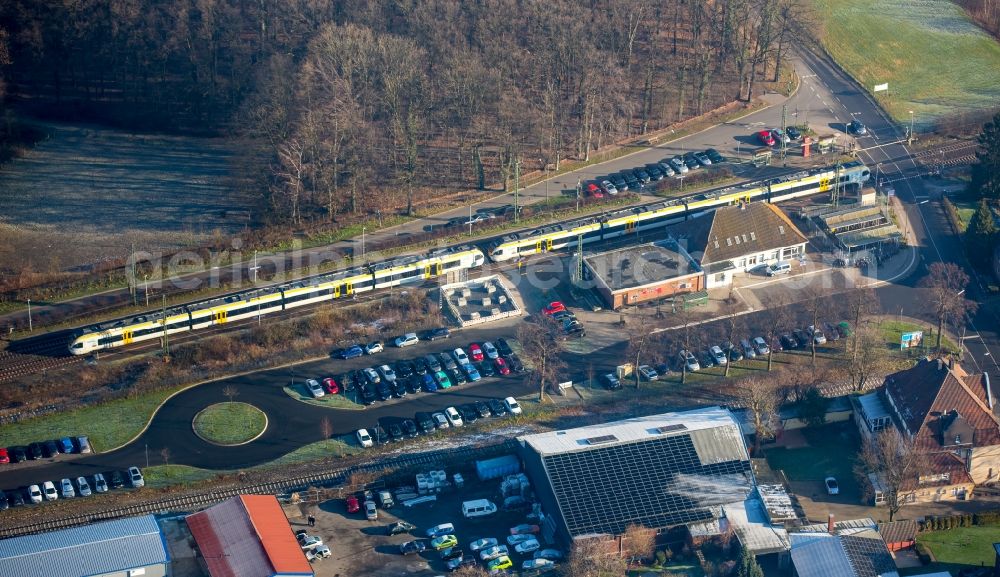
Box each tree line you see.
[0,0,805,224]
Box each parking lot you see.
[299,473,556,576]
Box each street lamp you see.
[361,227,366,264]
[908,110,915,145]
[541,159,549,203]
[26,298,31,332]
[144,274,150,308]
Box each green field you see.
[904,526,1000,575]
[813,0,1000,126]
[192,402,268,445]
[765,422,860,481]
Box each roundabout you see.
[192,402,268,446]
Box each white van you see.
[462,499,498,519]
[766,261,791,276]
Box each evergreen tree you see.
[738,547,765,577]
[965,198,997,268]
[970,112,1000,200]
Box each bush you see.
[653,550,667,568]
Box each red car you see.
[494,357,511,376]
[322,377,339,395]
[469,343,485,362]
[346,495,360,513]
[585,182,604,198]
[0,448,8,464]
[542,301,566,316]
[757,130,776,146]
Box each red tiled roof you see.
[884,359,1000,452]
[187,495,313,577]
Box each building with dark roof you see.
[0,514,170,577]
[670,202,808,288]
[853,357,997,503]
[517,406,754,546]
[790,517,899,577]
[583,240,704,310]
[877,520,917,552]
[187,494,313,577]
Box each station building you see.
[583,240,703,310]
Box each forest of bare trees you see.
[0,0,803,223]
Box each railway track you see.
[0,337,82,385]
[0,438,519,538]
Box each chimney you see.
[950,357,956,370]
[828,513,835,535]
[937,358,943,371]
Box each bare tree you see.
[843,324,892,392]
[621,523,656,564]
[627,326,653,389]
[920,262,978,351]
[320,416,333,440]
[803,288,823,364]
[761,293,792,372]
[560,536,627,577]
[222,385,240,405]
[734,375,781,455]
[517,316,566,402]
[855,428,924,521]
[722,293,743,377]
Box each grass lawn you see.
[629,562,705,577]
[813,0,1000,126]
[0,385,187,453]
[192,402,267,445]
[879,320,956,354]
[765,422,860,481]
[283,383,364,410]
[904,526,1000,575]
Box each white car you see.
[394,333,419,348]
[298,533,324,550]
[709,345,728,366]
[306,378,325,398]
[825,477,840,495]
[432,412,450,429]
[482,342,499,360]
[306,544,331,561]
[93,473,108,493]
[679,349,700,372]
[480,544,509,561]
[377,364,397,383]
[470,537,499,552]
[504,397,522,415]
[75,476,92,497]
[637,365,659,381]
[534,549,564,561]
[444,406,464,427]
[523,558,555,570]
[356,429,374,448]
[514,537,541,554]
[753,336,770,355]
[739,338,757,359]
[452,348,470,365]
[507,534,535,546]
[28,484,43,504]
[128,466,145,488]
[426,523,456,538]
[60,478,75,499]
[42,481,58,501]
[362,367,381,384]
[364,341,384,355]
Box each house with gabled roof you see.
[790,517,899,577]
[669,202,808,288]
[853,357,1000,504]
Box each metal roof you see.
[0,515,168,577]
[722,497,789,555]
[519,406,744,457]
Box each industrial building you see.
[0,515,170,577]
[187,494,313,577]
[583,240,703,310]
[517,406,754,547]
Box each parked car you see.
[808,325,827,344]
[0,448,8,464]
[462,363,482,382]
[306,545,331,562]
[739,338,757,359]
[709,345,728,366]
[752,336,770,355]
[438,352,458,371]
[128,466,144,488]
[362,367,381,385]
[109,470,125,489]
[705,148,726,163]
[792,329,812,348]
[377,364,397,383]
[357,429,374,448]
[669,156,689,173]
[534,549,564,561]
[28,485,43,504]
[523,558,555,571]
[421,373,439,392]
[415,412,436,434]
[505,353,525,372]
[321,377,339,394]
[346,495,360,513]
[496,338,514,356]
[757,130,776,146]
[602,373,622,390]
[458,404,479,424]
[365,500,378,521]
[644,164,665,180]
[477,360,495,378]
[824,322,841,341]
[632,168,652,183]
[359,384,377,405]
[9,446,27,463]
[425,327,451,341]
[305,378,325,398]
[637,365,659,381]
[488,398,508,416]
[514,538,541,554]
[447,367,466,385]
[445,407,464,427]
[364,341,384,355]
[401,418,418,438]
[542,301,566,316]
[470,537,499,552]
[376,381,393,401]
[786,126,802,140]
[340,344,364,359]
[431,535,459,550]
[600,180,619,195]
[585,182,604,198]
[42,440,59,458]
[487,556,513,572]
[848,119,867,135]
[683,152,700,169]
[679,350,700,372]
[779,333,798,350]
[511,524,541,535]
[693,151,712,166]
[92,473,108,493]
[432,412,450,429]
[75,477,92,497]
[609,173,628,191]
[769,128,790,144]
[723,342,744,362]
[480,544,510,561]
[656,160,676,177]
[387,422,404,442]
[424,354,443,372]
[298,532,324,551]
[387,521,416,535]
[825,477,840,495]
[42,481,58,501]
[395,333,419,348]
[400,540,427,555]
[60,478,75,498]
[504,397,522,415]
[58,437,74,454]
[699,350,716,368]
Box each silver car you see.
[75,476,92,497]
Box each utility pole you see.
[908,110,915,145]
[130,243,137,307]
[780,104,788,161]
[161,295,170,358]
[576,179,581,212]
[831,162,842,207]
[26,298,32,332]
[250,250,259,284]
[576,234,584,285]
[144,274,150,308]
[514,157,520,224]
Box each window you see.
[955,435,962,444]
[742,234,748,243]
[714,273,726,282]
[129,570,147,577]
[726,238,732,246]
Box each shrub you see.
[654,550,667,568]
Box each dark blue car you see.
[422,373,438,393]
[340,344,364,359]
